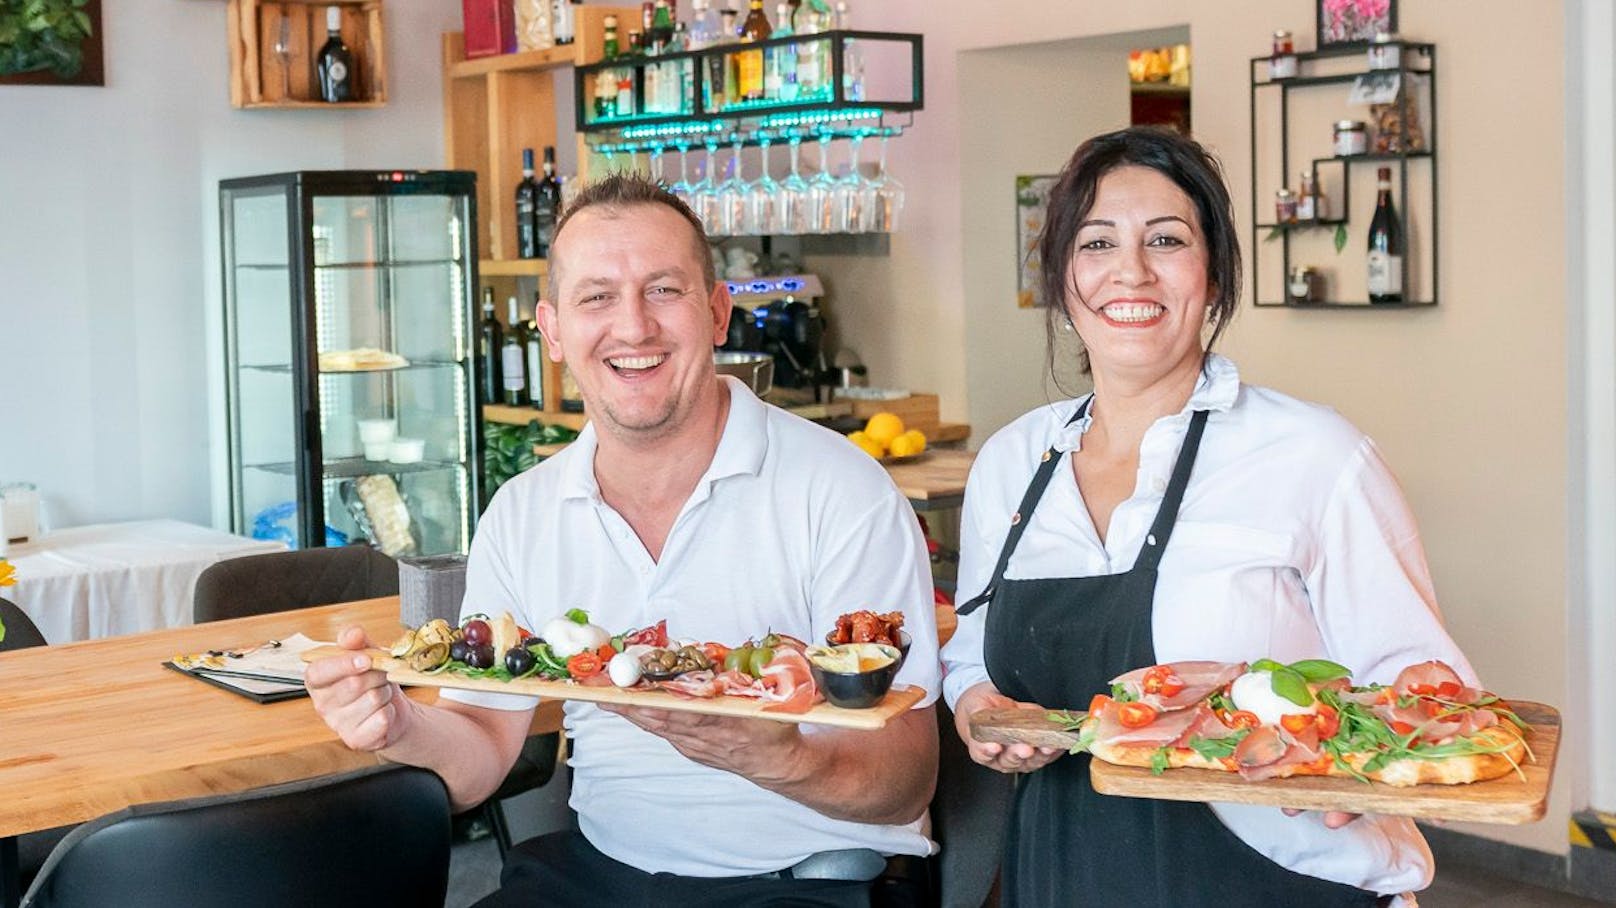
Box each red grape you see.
[462,619,492,647]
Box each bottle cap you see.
[1335,119,1365,130]
[522,148,535,169]
[543,146,556,162]
[327,6,342,31]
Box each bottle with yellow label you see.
[737,0,772,102]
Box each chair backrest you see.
[0,596,48,651]
[22,765,451,908]
[931,701,1014,908]
[193,545,400,624]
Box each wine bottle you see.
[1366,166,1404,303]
[478,288,504,405]
[502,296,530,406]
[515,148,540,259]
[315,6,355,103]
[525,298,547,409]
[536,147,561,257]
[738,0,772,102]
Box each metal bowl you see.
[713,351,774,396]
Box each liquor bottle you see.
[737,0,772,102]
[552,0,577,44]
[524,298,547,409]
[603,14,621,57]
[515,148,541,259]
[1366,166,1404,303]
[502,296,530,406]
[766,2,796,101]
[315,6,355,103]
[536,147,561,257]
[689,0,719,48]
[836,1,862,101]
[794,0,824,101]
[478,288,503,405]
[651,0,674,50]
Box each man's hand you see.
[598,704,805,784]
[1282,807,1362,828]
[305,625,412,752]
[954,682,1064,774]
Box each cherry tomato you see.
[1142,665,1185,698]
[701,642,731,665]
[1116,702,1159,729]
[1280,713,1316,734]
[1314,704,1341,739]
[596,644,617,663]
[1087,694,1114,715]
[1223,710,1260,730]
[567,651,604,679]
[1408,683,1436,696]
[1390,720,1416,736]
[1436,681,1463,699]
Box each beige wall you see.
[842,1,1572,853]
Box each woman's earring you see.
[1062,317,1076,332]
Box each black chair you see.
[0,598,73,902]
[191,546,559,856]
[930,702,1013,908]
[20,765,450,908]
[0,597,47,651]
[192,545,400,623]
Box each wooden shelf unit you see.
[228,0,387,109]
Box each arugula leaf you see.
[1289,659,1350,683]
[1269,666,1315,707]
[1149,748,1171,775]
[1110,682,1137,703]
[1185,732,1247,763]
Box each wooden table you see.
[882,449,975,512]
[0,596,560,906]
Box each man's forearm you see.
[380,698,531,812]
[758,705,939,825]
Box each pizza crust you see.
[1089,722,1528,787]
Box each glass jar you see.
[1334,120,1368,157]
[1295,172,1315,221]
[1288,266,1319,303]
[1268,31,1297,79]
[1274,188,1298,224]
[1367,31,1400,70]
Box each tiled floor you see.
[446,834,1614,907]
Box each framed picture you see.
[1016,174,1058,308]
[1316,0,1396,49]
[0,0,105,87]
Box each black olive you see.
[465,643,496,669]
[449,639,471,664]
[521,636,544,649]
[505,646,536,676]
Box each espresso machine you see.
[721,274,829,396]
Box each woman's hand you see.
[1281,807,1361,828]
[954,681,1065,774]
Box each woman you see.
[940,127,1474,906]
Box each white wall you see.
[0,0,462,529]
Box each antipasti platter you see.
[968,658,1559,825]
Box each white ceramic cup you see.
[363,441,392,461]
[388,438,426,464]
[357,419,398,445]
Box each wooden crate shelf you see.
[228,0,387,109]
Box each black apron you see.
[956,400,1381,907]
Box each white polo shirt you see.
[443,376,940,876]
[941,354,1474,898]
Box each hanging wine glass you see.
[778,131,811,235]
[648,142,666,186]
[717,134,748,237]
[806,130,838,234]
[831,131,865,234]
[745,131,780,237]
[669,140,694,208]
[692,137,723,234]
[861,131,904,232]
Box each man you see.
[306,175,940,907]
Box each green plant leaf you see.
[565,608,590,625]
[1334,223,1348,253]
[1264,226,1284,242]
[1250,658,1287,674]
[1270,667,1315,707]
[1289,659,1350,683]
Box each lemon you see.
[864,412,906,447]
[888,429,927,458]
[847,430,886,460]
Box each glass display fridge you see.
[219,170,481,556]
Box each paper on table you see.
[171,633,328,684]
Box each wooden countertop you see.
[0,597,560,838]
[882,449,975,510]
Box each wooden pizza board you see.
[305,647,923,730]
[969,701,1560,825]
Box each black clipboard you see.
[163,660,309,704]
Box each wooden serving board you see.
[969,701,1560,825]
[304,647,923,730]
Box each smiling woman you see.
[0,0,104,86]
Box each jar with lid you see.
[1295,172,1316,221]
[1288,265,1320,303]
[1268,29,1297,79]
[1367,31,1400,70]
[1334,119,1368,157]
[1274,188,1298,224]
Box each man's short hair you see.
[547,173,717,300]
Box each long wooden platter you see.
[305,647,923,730]
[969,701,1559,825]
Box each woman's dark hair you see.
[1037,126,1241,377]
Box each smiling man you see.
[305,175,940,907]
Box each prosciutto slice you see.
[1094,701,1214,747]
[1393,660,1487,704]
[656,671,723,699]
[1232,724,1326,781]
[1109,661,1247,711]
[704,652,822,713]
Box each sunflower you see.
[0,558,14,587]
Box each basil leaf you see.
[1270,667,1315,707]
[565,608,590,625]
[1289,659,1350,683]
[1250,658,1287,674]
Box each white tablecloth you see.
[3,519,286,643]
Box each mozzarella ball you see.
[1230,670,1316,726]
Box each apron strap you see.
[956,398,1091,616]
[1133,409,1209,572]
